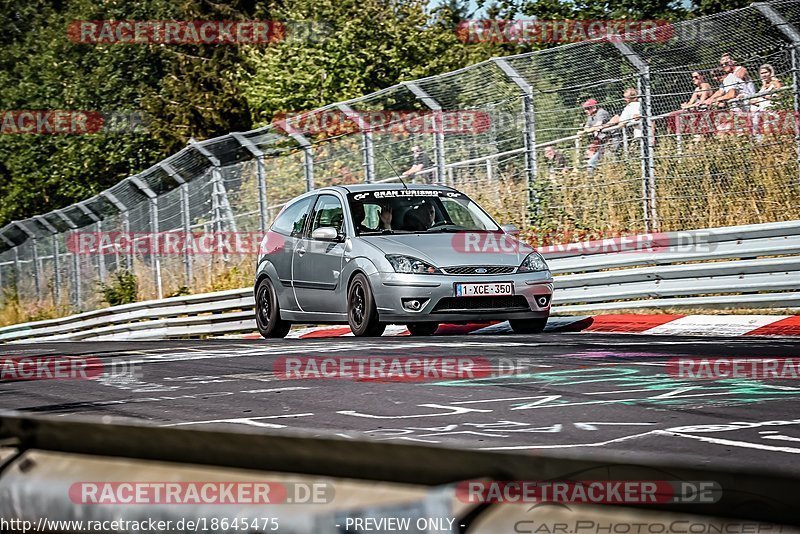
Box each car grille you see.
[432,295,530,313]
[442,265,516,275]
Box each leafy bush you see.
[99,270,138,307]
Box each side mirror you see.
[311,227,341,241]
[501,224,520,236]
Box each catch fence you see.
[1,1,799,313]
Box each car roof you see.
[319,183,456,194]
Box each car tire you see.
[255,277,291,339]
[509,318,548,334]
[407,323,439,336]
[348,273,386,337]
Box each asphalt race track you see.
[2,333,800,473]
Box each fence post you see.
[231,133,268,232]
[753,2,800,182]
[55,210,80,309]
[13,222,40,302]
[34,215,61,305]
[406,82,446,185]
[337,104,375,183]
[493,58,540,225]
[160,162,194,289]
[130,176,162,300]
[77,202,104,284]
[0,233,16,304]
[612,41,657,232]
[189,138,238,234]
[101,191,131,270]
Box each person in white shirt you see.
[607,87,642,139]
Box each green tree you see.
[239,0,497,125]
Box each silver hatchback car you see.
[254,184,553,337]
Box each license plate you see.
[455,282,514,297]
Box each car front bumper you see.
[369,270,553,323]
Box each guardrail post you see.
[406,82,446,185]
[55,210,80,309]
[493,58,540,225]
[130,176,163,300]
[160,162,194,288]
[337,104,376,183]
[34,216,61,305]
[13,222,40,302]
[231,133,268,232]
[753,2,800,183]
[101,191,131,270]
[612,40,658,232]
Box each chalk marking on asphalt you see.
[452,395,561,405]
[761,434,800,443]
[337,404,492,419]
[241,387,312,393]
[163,413,314,429]
[478,431,659,450]
[655,430,800,453]
[573,422,658,430]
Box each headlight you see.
[518,252,549,272]
[386,254,441,274]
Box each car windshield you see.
[347,189,500,235]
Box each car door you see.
[264,195,315,310]
[292,194,347,314]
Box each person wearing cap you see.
[581,98,611,174]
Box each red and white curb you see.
[228,314,800,339]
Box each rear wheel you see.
[509,318,548,334]
[255,277,291,339]
[347,273,386,337]
[407,323,439,336]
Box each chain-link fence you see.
[2,1,800,316]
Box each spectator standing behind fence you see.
[606,88,642,142]
[718,53,756,109]
[681,72,713,109]
[581,98,611,174]
[402,145,433,183]
[543,145,569,179]
[706,66,745,110]
[752,64,783,111]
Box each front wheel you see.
[509,318,548,334]
[407,323,439,336]
[347,273,386,337]
[255,277,291,339]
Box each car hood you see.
[358,233,534,268]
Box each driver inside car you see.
[403,200,436,231]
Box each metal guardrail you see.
[1,413,799,525]
[0,219,796,342]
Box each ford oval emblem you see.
[475,268,487,274]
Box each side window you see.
[271,196,314,237]
[309,195,344,236]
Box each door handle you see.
[296,247,306,257]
